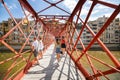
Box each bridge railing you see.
[63,0,120,80]
[0,1,54,80]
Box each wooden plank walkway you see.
[21,44,86,80]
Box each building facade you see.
[0,18,31,44]
[82,16,120,45]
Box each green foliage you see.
[0,52,34,80]
[73,51,120,80]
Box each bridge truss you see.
[0,0,120,80]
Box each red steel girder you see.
[78,16,120,71]
[0,0,120,79]
[38,0,66,14]
[83,4,120,67]
[1,0,27,40]
[18,0,38,18]
[59,0,86,36]
[89,67,120,79]
[1,0,28,61]
[39,0,70,15]
[71,0,97,56]
[70,4,100,77]
[39,15,69,21]
[69,0,86,22]
[18,0,49,30]
[39,15,70,18]
[90,0,118,9]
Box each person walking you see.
[32,37,40,65]
[38,36,44,59]
[61,36,66,55]
[55,38,61,63]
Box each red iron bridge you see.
[0,0,120,80]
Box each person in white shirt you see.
[38,36,44,59]
[32,37,40,65]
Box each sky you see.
[0,0,120,22]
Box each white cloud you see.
[24,10,34,21]
[80,1,91,16]
[89,16,99,21]
[4,2,11,9]
[55,13,60,15]
[104,12,120,19]
[1,4,3,7]
[4,2,17,10]
[97,4,110,10]
[8,6,13,10]
[104,13,111,17]
[12,3,17,9]
[116,14,120,19]
[92,10,99,14]
[87,1,92,5]
[83,1,118,21]
[52,0,59,1]
[81,8,88,16]
[100,0,116,4]
[63,0,77,12]
[89,10,120,21]
[25,10,30,15]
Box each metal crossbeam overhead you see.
[59,0,86,36]
[18,0,38,18]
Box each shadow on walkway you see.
[22,44,85,80]
[39,50,59,80]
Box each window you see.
[115,18,119,22]
[92,24,97,26]
[99,22,103,24]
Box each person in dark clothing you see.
[61,36,66,54]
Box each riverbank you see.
[77,43,120,51]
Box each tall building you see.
[0,18,31,44]
[0,23,3,37]
[83,16,120,45]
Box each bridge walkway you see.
[21,43,85,80]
